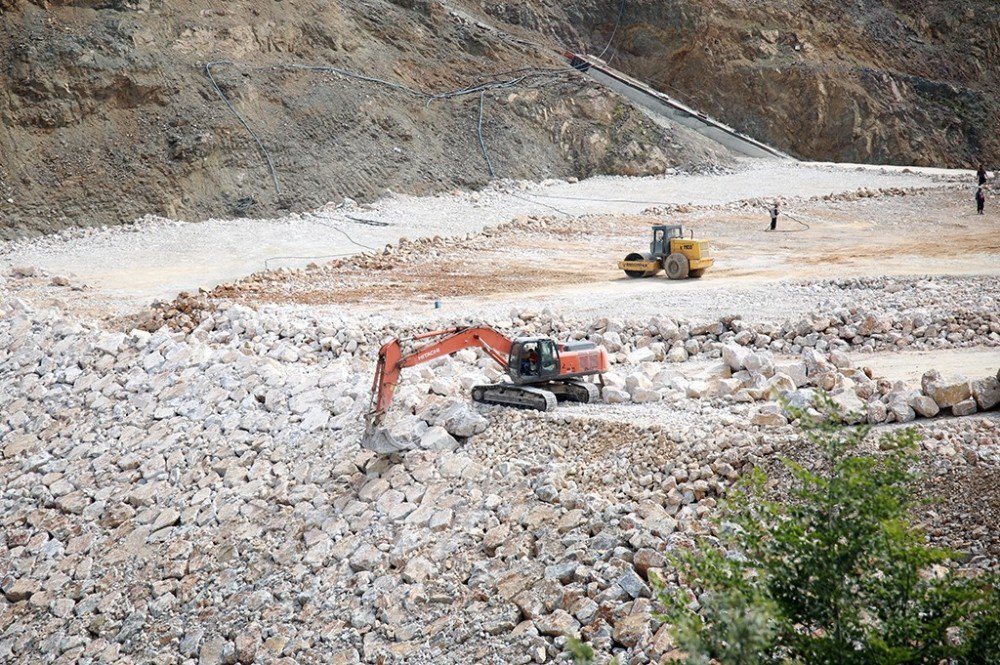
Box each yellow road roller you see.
[618,224,714,279]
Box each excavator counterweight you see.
[365,326,608,434]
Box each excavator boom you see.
[368,327,513,427]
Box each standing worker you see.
[978,164,988,186]
[768,201,780,231]
[976,187,985,215]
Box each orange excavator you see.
[366,326,608,428]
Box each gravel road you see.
[0,161,966,305]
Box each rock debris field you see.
[2,162,999,664]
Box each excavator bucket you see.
[360,425,404,454]
[360,407,404,454]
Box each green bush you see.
[657,395,999,665]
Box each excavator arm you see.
[367,326,514,427]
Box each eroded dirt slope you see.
[0,0,708,237]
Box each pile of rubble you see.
[602,338,999,426]
[209,214,565,299]
[150,275,1000,369]
[130,279,1000,435]
[2,291,998,664]
[0,296,735,663]
[722,184,952,216]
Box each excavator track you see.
[471,383,558,412]
[546,380,601,404]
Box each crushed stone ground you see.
[1,160,998,664]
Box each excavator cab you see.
[509,338,559,383]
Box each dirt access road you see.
[214,183,997,323]
[0,161,969,309]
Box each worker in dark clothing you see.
[976,187,985,215]
[978,165,988,186]
[768,202,779,231]
[521,347,539,376]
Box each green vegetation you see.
[565,635,619,665]
[565,636,595,664]
[655,396,1000,665]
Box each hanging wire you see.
[477,90,496,179]
[597,0,627,60]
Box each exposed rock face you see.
[4,0,997,238]
[507,0,1000,167]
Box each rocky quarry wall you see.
[3,0,998,237]
[506,0,1000,167]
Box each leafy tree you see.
[657,395,999,665]
[960,584,1000,664]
